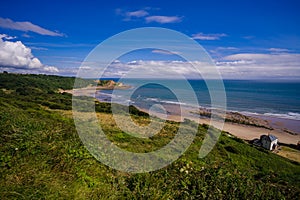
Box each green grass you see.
[0,73,299,199]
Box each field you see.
[0,73,299,199]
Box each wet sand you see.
[246,114,300,135]
[139,103,300,145]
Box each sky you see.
[0,0,299,79]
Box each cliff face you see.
[94,80,117,89]
[106,80,116,87]
[93,80,131,90]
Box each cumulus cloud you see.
[0,17,64,36]
[43,66,59,73]
[0,34,59,73]
[77,52,300,79]
[217,53,300,79]
[145,15,182,24]
[192,33,227,40]
[106,60,197,78]
[75,60,218,79]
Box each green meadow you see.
[0,73,299,199]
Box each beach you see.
[63,84,300,145]
[60,82,131,97]
[137,103,300,145]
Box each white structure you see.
[260,134,278,150]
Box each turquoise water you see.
[97,79,300,121]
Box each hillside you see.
[0,73,299,199]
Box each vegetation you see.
[0,72,299,199]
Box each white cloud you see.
[70,52,300,79]
[0,33,16,40]
[80,66,92,70]
[192,33,227,40]
[22,33,31,38]
[216,60,254,66]
[210,47,239,55]
[97,53,300,79]
[152,49,180,55]
[42,66,60,73]
[126,10,149,18]
[215,47,239,51]
[145,16,182,24]
[116,8,182,24]
[0,17,64,37]
[116,9,149,21]
[223,53,300,63]
[268,48,290,53]
[83,60,216,79]
[29,46,48,51]
[217,53,300,79]
[0,34,59,73]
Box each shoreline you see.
[137,103,300,145]
[61,86,300,145]
[245,113,300,135]
[59,84,131,97]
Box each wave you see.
[140,97,300,121]
[145,98,187,106]
[145,97,159,102]
[160,100,187,106]
[263,112,300,121]
[241,111,300,121]
[96,92,300,121]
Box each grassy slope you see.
[0,73,299,199]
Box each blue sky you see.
[0,0,299,79]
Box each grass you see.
[277,146,300,163]
[0,72,299,199]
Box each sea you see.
[96,79,300,132]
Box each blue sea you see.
[96,79,300,129]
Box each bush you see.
[224,146,239,154]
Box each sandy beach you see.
[138,103,300,145]
[60,83,131,97]
[62,86,300,145]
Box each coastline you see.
[245,113,300,135]
[59,84,131,96]
[137,103,300,145]
[61,86,300,145]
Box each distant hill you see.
[0,72,299,199]
[0,72,96,91]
